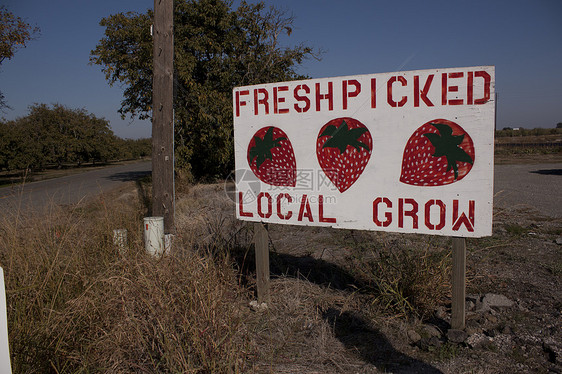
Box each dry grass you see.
[0,180,458,373]
[0,184,253,373]
[350,240,452,319]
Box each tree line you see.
[0,103,151,171]
[496,127,562,138]
[2,1,316,179]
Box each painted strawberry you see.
[316,117,372,193]
[247,126,296,186]
[400,119,475,186]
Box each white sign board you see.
[233,66,495,237]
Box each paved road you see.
[494,163,561,218]
[0,161,151,214]
[1,161,559,218]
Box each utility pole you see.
[152,0,174,232]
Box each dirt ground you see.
[246,207,561,374]
[494,152,562,165]
[173,158,561,373]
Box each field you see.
[0,154,561,373]
[494,132,562,163]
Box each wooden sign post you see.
[254,223,270,303]
[152,0,175,232]
[451,237,466,329]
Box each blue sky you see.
[1,0,561,139]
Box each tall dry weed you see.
[350,237,452,319]
[51,251,250,373]
[0,187,252,373]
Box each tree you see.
[0,6,40,110]
[0,117,45,170]
[0,91,7,111]
[0,120,11,169]
[557,123,562,129]
[0,104,119,170]
[90,0,317,179]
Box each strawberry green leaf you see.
[320,125,338,137]
[431,123,453,137]
[321,120,370,154]
[249,127,286,170]
[424,122,473,180]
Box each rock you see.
[447,329,468,343]
[429,336,442,347]
[485,313,498,324]
[466,319,482,336]
[407,329,422,344]
[466,333,492,349]
[477,315,487,325]
[482,293,514,309]
[417,336,442,351]
[466,326,482,336]
[249,300,268,312]
[422,324,442,338]
[474,298,486,312]
[485,328,498,338]
[517,332,542,346]
[435,306,447,319]
[417,337,430,351]
[555,237,562,245]
[543,338,562,364]
[492,333,514,351]
[474,293,514,312]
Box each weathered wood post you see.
[451,237,467,329]
[152,0,175,233]
[254,222,270,304]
